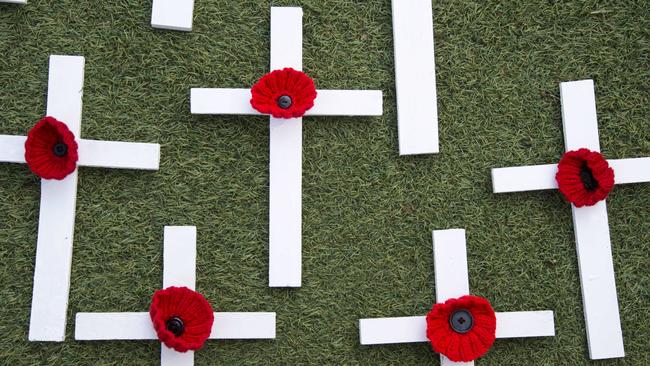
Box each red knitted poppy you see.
[150,286,214,352]
[426,295,497,362]
[556,148,614,207]
[24,116,79,180]
[250,68,317,119]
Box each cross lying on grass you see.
[0,55,160,342]
[359,229,555,365]
[190,7,383,288]
[491,80,650,359]
[75,226,276,366]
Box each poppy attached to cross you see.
[75,226,276,366]
[190,7,383,288]
[359,229,555,365]
[491,79,650,359]
[0,55,161,342]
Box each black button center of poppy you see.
[277,95,292,109]
[449,309,473,334]
[52,142,68,157]
[166,316,185,337]
[580,162,599,191]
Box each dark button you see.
[277,95,292,109]
[52,142,68,157]
[449,309,473,334]
[580,163,599,191]
[166,316,185,337]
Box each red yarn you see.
[24,116,79,180]
[426,295,497,362]
[149,286,214,352]
[556,148,614,207]
[250,68,317,118]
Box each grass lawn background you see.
[0,0,649,364]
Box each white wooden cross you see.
[75,226,276,366]
[0,55,161,342]
[151,0,195,32]
[190,7,383,288]
[359,229,555,365]
[391,0,439,155]
[491,80,650,359]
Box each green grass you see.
[1,0,649,364]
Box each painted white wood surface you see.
[359,311,555,345]
[432,229,470,302]
[74,226,276,365]
[391,0,438,155]
[0,0,27,4]
[28,55,84,342]
[190,88,382,116]
[490,80,639,359]
[189,7,383,287]
[151,0,195,32]
[268,7,304,288]
[0,55,161,341]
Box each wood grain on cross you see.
[190,7,383,288]
[491,80,650,359]
[0,56,160,341]
[359,229,555,366]
[75,226,276,366]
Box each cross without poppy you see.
[491,79,650,359]
[190,7,383,288]
[359,229,555,365]
[0,55,160,342]
[75,226,276,366]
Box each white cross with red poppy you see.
[0,55,160,341]
[190,7,383,288]
[359,229,555,365]
[490,80,650,359]
[75,226,276,366]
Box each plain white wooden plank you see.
[151,0,195,32]
[571,202,624,359]
[268,7,303,287]
[0,0,27,4]
[77,139,160,170]
[391,0,438,155]
[495,311,555,338]
[75,312,276,341]
[190,89,383,116]
[210,312,276,339]
[432,229,470,302]
[0,135,27,163]
[609,157,650,185]
[190,89,259,115]
[560,80,600,152]
[75,312,157,340]
[28,55,85,342]
[163,226,197,290]
[359,316,427,345]
[161,346,193,366]
[309,90,383,116]
[491,164,558,193]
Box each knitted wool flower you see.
[149,286,214,352]
[24,116,79,180]
[426,295,497,362]
[556,148,615,207]
[250,68,317,119]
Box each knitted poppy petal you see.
[426,295,497,362]
[250,68,317,119]
[556,148,614,207]
[24,116,79,180]
[150,286,214,352]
